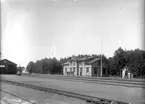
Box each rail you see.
[2,79,129,104]
[22,74,145,88]
[22,73,145,82]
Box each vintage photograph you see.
[0,0,145,104]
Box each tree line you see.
[26,47,145,78]
[26,58,62,74]
[107,48,145,78]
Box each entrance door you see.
[93,67,97,76]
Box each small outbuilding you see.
[0,59,17,74]
[122,66,133,79]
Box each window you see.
[86,68,89,72]
[73,68,75,72]
[70,68,72,72]
[80,68,82,72]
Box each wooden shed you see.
[0,59,17,74]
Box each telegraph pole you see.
[101,55,102,77]
[100,34,103,77]
[0,52,1,60]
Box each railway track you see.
[2,80,129,104]
[0,90,35,104]
[22,74,145,88]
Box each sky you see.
[1,0,144,67]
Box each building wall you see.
[63,59,108,77]
[79,65,92,76]
[122,68,126,78]
[122,67,134,79]
[63,63,92,76]
[63,65,77,76]
[91,61,108,77]
[63,66,68,76]
[0,59,17,74]
[92,67,100,77]
[0,65,6,74]
[7,64,17,74]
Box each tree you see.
[140,61,145,78]
[42,58,52,74]
[107,57,117,75]
[26,49,145,78]
[124,49,145,78]
[50,58,62,74]
[113,47,127,76]
[35,60,42,73]
[127,60,140,76]
[26,61,35,73]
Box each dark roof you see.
[78,56,94,61]
[62,56,101,65]
[62,61,69,65]
[69,56,94,61]
[87,58,100,64]
[0,59,17,65]
[70,56,79,61]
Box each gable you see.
[90,60,107,68]
[0,59,17,65]
[91,60,100,67]
[69,61,77,65]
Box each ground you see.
[1,75,145,104]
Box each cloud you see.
[1,0,5,3]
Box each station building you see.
[62,56,108,77]
[0,59,17,74]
